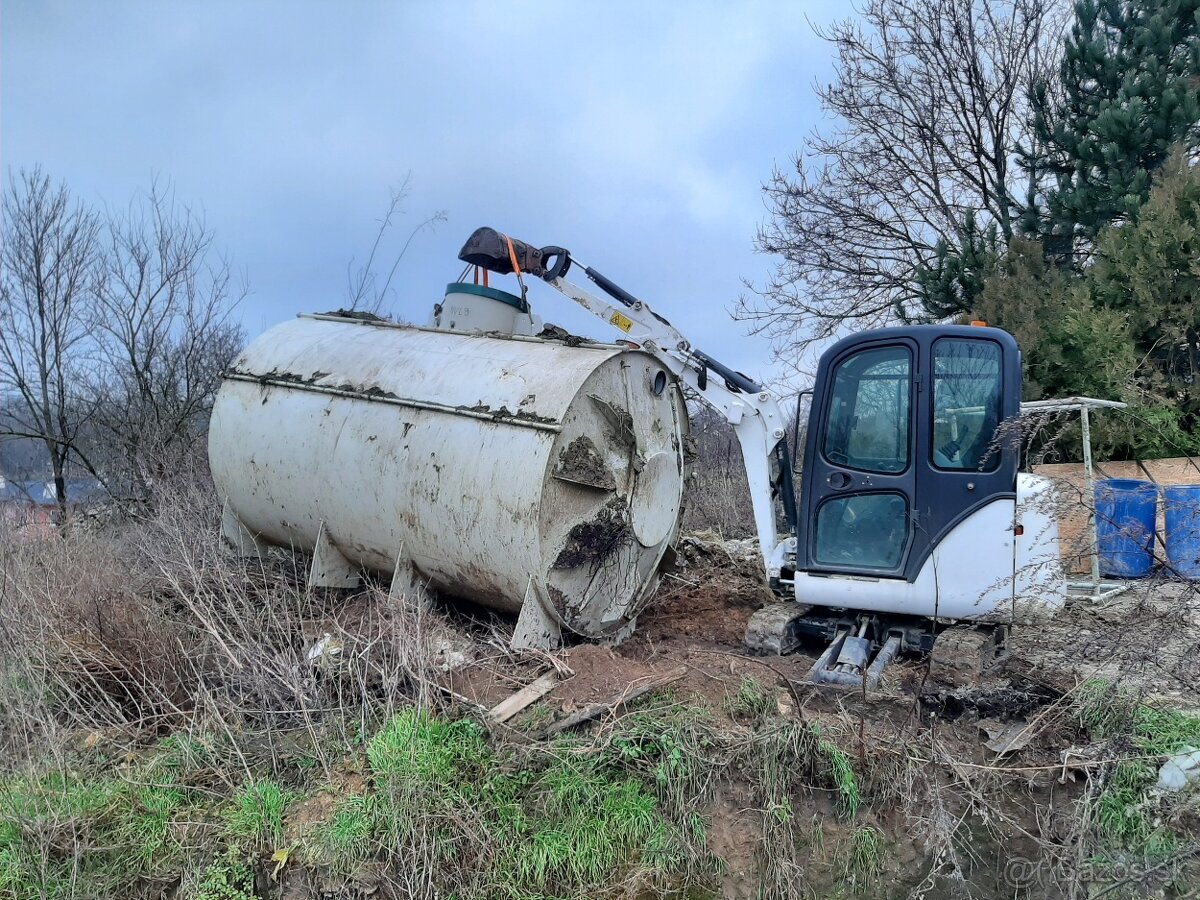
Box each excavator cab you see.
[797,324,1021,588]
[760,324,1048,683]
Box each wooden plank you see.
[1031,462,1085,477]
[1096,460,1143,481]
[1033,462,1093,574]
[542,665,688,736]
[1142,457,1200,486]
[488,671,559,724]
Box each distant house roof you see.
[0,477,106,506]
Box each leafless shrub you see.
[88,180,245,505]
[0,468,461,776]
[0,170,244,516]
[0,168,104,518]
[0,521,192,754]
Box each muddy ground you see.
[437,532,1200,899]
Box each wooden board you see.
[1141,458,1200,486]
[1096,460,1145,481]
[488,672,559,724]
[542,665,688,736]
[1032,462,1094,574]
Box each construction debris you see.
[487,671,559,724]
[1157,747,1200,791]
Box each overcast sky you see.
[3,1,839,385]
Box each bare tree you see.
[88,181,245,502]
[345,175,446,317]
[741,0,1064,354]
[0,169,103,518]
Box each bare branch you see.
[0,167,103,518]
[345,177,447,317]
[86,178,245,503]
[744,0,1065,357]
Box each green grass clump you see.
[366,709,487,782]
[1074,679,1200,859]
[0,768,202,899]
[0,817,28,897]
[844,825,884,885]
[0,734,281,899]
[316,793,378,867]
[155,733,214,774]
[607,701,713,808]
[120,785,186,867]
[4,700,878,898]
[191,848,256,900]
[1133,705,1200,755]
[226,779,295,848]
[726,677,775,722]
[492,766,672,891]
[311,707,701,896]
[813,726,861,819]
[1092,760,1174,857]
[1074,678,1138,738]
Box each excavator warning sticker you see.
[609,311,634,333]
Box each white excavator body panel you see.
[790,473,1064,621]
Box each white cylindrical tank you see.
[208,312,687,645]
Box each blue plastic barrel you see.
[1164,485,1200,579]
[1095,479,1158,578]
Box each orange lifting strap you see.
[505,234,522,277]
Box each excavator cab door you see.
[796,325,1021,585]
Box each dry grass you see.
[0,478,455,770]
[3,468,1200,898]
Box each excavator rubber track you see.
[928,624,1008,686]
[744,602,813,655]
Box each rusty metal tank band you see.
[222,372,563,433]
[297,313,625,351]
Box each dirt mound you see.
[549,644,657,711]
[634,531,775,650]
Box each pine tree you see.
[1091,149,1200,401]
[1028,0,1200,256]
[914,212,1001,320]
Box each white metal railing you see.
[1020,397,1129,599]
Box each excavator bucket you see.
[806,632,902,690]
[458,226,546,276]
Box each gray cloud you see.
[3,0,837,383]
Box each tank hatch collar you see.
[443,282,530,314]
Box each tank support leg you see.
[310,522,360,589]
[221,505,269,557]
[388,546,435,611]
[512,579,562,651]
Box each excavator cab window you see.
[814,492,909,569]
[797,325,1020,583]
[814,345,914,571]
[931,339,1002,472]
[823,346,911,474]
